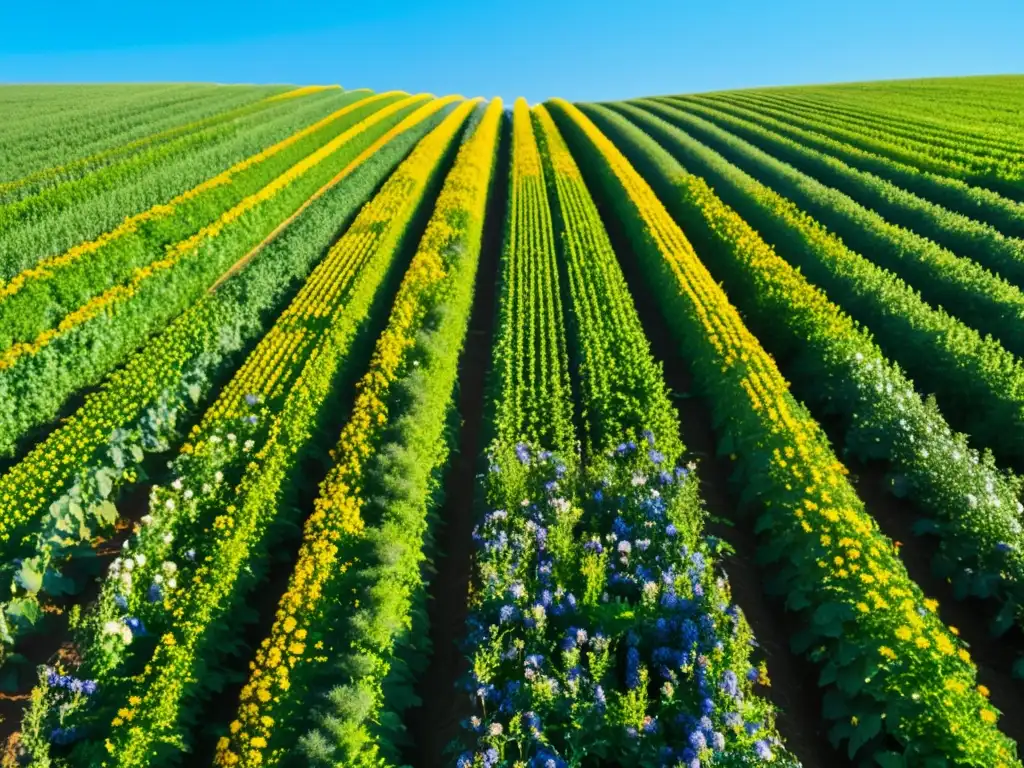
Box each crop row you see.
[609,101,1024,471]
[705,90,1024,198]
[0,86,334,204]
[677,93,1024,242]
[452,100,796,767]
[18,96,473,767]
[0,87,354,281]
[665,96,1024,290]
[635,98,1024,365]
[549,98,1019,766]
[587,103,1024,666]
[0,85,285,184]
[0,92,425,457]
[215,97,502,768]
[0,97,448,668]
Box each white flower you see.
[167,577,177,589]
[952,450,962,461]
[165,499,175,511]
[631,473,647,486]
[171,478,183,491]
[163,532,174,545]
[153,573,164,585]
[214,471,224,483]
[162,561,177,574]
[123,559,135,573]
[210,435,221,444]
[201,484,212,494]
[183,489,194,500]
[122,539,131,551]
[243,440,255,452]
[120,572,132,590]
[104,620,122,636]
[920,449,929,458]
[967,494,978,508]
[227,433,236,442]
[134,553,146,567]
[120,625,133,645]
[854,352,864,362]
[141,515,154,526]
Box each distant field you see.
[1,77,1023,768]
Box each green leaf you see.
[847,713,882,759]
[95,468,115,499]
[93,500,119,527]
[6,597,42,625]
[14,560,43,594]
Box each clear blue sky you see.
[1,0,1021,104]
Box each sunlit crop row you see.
[547,97,1020,767]
[15,96,472,767]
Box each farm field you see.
[0,76,1022,767]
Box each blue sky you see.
[1,0,1021,103]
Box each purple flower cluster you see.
[457,436,795,766]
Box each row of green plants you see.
[0,93,428,458]
[606,101,1024,472]
[585,103,1024,670]
[666,96,1024,290]
[0,89,379,338]
[739,90,1024,165]
[550,97,1020,767]
[213,97,502,768]
[680,92,1024,242]
[736,90,1024,157]
[17,96,473,767]
[0,100,446,675]
[451,100,796,767]
[0,86,322,205]
[635,98,1024,363]
[711,89,1024,197]
[0,85,278,185]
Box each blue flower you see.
[594,489,604,503]
[721,670,739,698]
[594,684,606,711]
[123,617,146,636]
[515,443,531,464]
[649,450,664,464]
[626,647,642,688]
[747,667,760,682]
[147,583,163,603]
[483,747,500,768]
[658,470,673,485]
[247,415,259,425]
[499,605,517,624]
[712,731,726,751]
[665,523,678,537]
[245,393,259,406]
[754,740,773,760]
[689,730,707,750]
[114,594,128,610]
[997,542,1014,553]
[523,711,541,730]
[701,697,715,714]
[724,711,742,728]
[83,679,98,696]
[643,715,659,734]
[456,753,473,768]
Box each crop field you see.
[0,77,1023,767]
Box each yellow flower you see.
[879,646,896,660]
[895,626,913,641]
[981,709,997,724]
[978,685,990,698]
